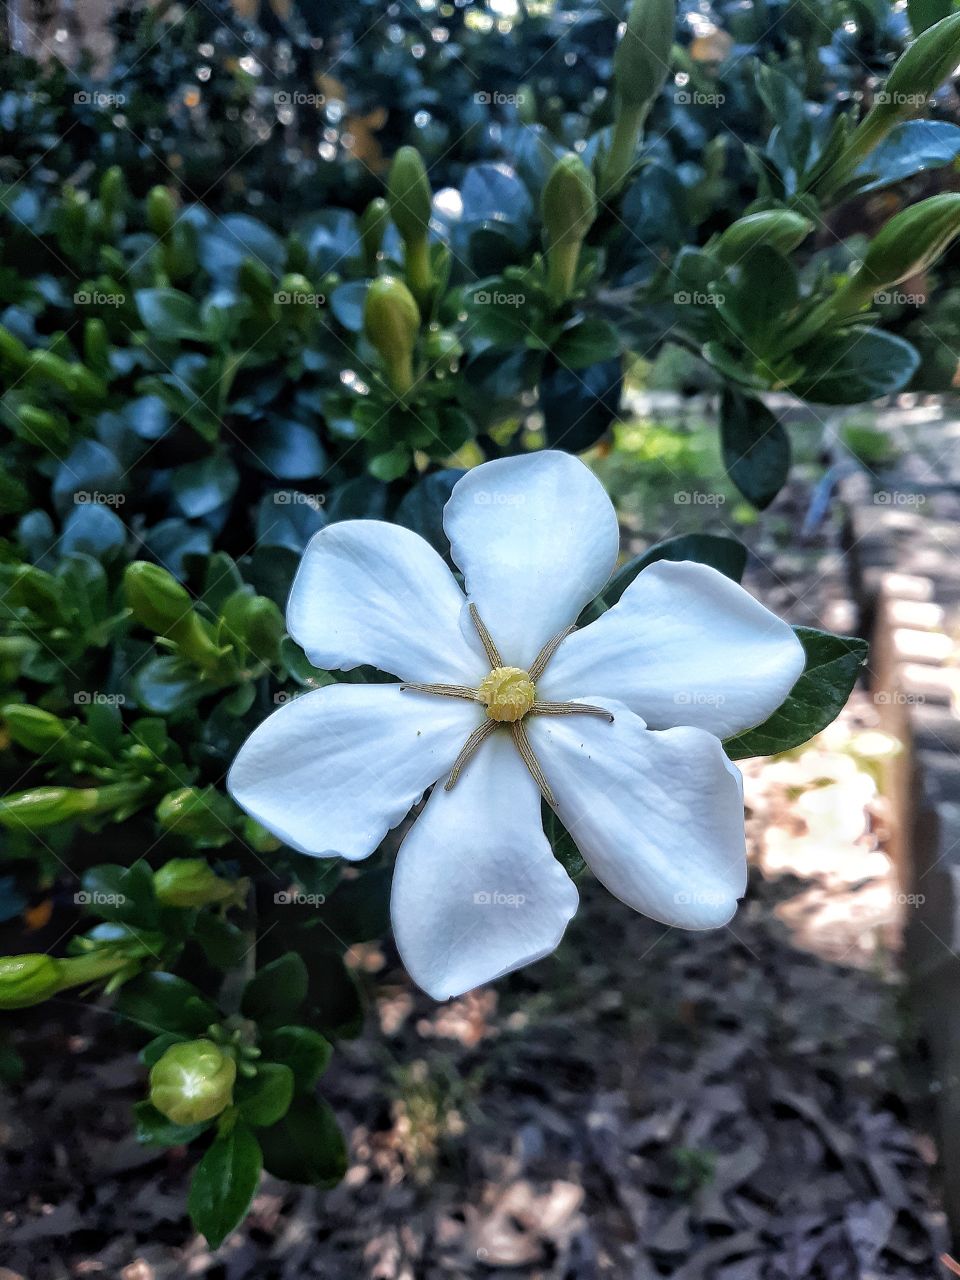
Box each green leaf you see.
[539,355,622,452]
[134,1099,211,1147]
[187,1121,262,1248]
[544,805,586,879]
[235,1062,294,1127]
[115,971,219,1037]
[258,1026,332,1092]
[791,328,920,404]
[552,316,621,369]
[720,388,791,510]
[257,1095,346,1186]
[241,953,308,1027]
[135,288,205,341]
[724,628,869,759]
[194,914,248,971]
[580,533,747,624]
[327,867,392,943]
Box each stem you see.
[546,240,582,307]
[404,236,432,313]
[386,351,415,398]
[599,101,647,199]
[59,949,129,989]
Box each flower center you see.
[478,666,536,722]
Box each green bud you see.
[0,783,146,831]
[542,154,596,305]
[3,705,70,755]
[241,596,285,664]
[360,197,390,273]
[238,258,276,306]
[99,166,126,221]
[602,0,676,196]
[149,1039,237,1125]
[542,154,597,250]
[613,0,675,109]
[14,405,70,450]
[9,566,62,623]
[837,193,960,310]
[123,563,221,672]
[714,210,814,264]
[146,185,177,238]
[423,324,462,363]
[0,326,29,366]
[387,146,432,245]
[153,856,237,907]
[84,318,111,375]
[0,954,64,1008]
[239,815,282,853]
[155,786,238,849]
[124,561,193,634]
[364,276,421,397]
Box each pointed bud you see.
[146,185,177,238]
[387,147,432,246]
[0,954,64,1008]
[124,561,194,635]
[364,276,421,396]
[149,1039,237,1125]
[155,789,238,848]
[613,0,675,110]
[838,193,960,309]
[99,166,126,220]
[153,856,237,908]
[542,154,597,250]
[714,210,814,264]
[3,705,71,755]
[361,197,390,272]
[879,12,960,123]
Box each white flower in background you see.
[228,452,804,999]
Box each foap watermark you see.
[873,490,927,508]
[474,90,530,106]
[874,90,928,108]
[674,290,725,306]
[473,890,526,908]
[674,889,728,906]
[895,892,925,908]
[274,90,326,107]
[874,690,925,706]
[675,692,726,707]
[274,889,326,906]
[74,90,126,108]
[874,290,926,306]
[274,289,325,307]
[674,491,725,507]
[473,289,525,307]
[473,490,525,507]
[74,289,125,307]
[75,490,125,507]
[273,491,325,509]
[75,890,126,906]
[74,691,126,706]
[674,89,725,107]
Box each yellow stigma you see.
[478,667,536,722]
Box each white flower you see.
[228,452,804,999]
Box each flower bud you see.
[879,12,960,122]
[714,210,814,265]
[364,276,421,397]
[387,147,432,246]
[0,786,98,831]
[99,166,126,220]
[146,185,177,238]
[542,154,597,250]
[155,788,238,847]
[124,561,193,635]
[613,0,675,111]
[16,405,70,450]
[241,595,284,663]
[149,1039,237,1125]
[361,197,390,273]
[423,324,462,363]
[153,856,236,907]
[0,325,29,366]
[84,318,111,374]
[837,193,960,310]
[0,954,64,1008]
[542,154,596,305]
[3,705,70,755]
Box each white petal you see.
[529,701,747,928]
[391,729,578,999]
[538,560,805,738]
[227,683,483,859]
[443,452,619,669]
[287,520,486,684]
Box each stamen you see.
[530,700,614,722]
[529,624,575,681]
[469,604,503,668]
[400,682,480,701]
[444,720,498,790]
[511,720,556,807]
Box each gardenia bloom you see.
[228,452,804,999]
